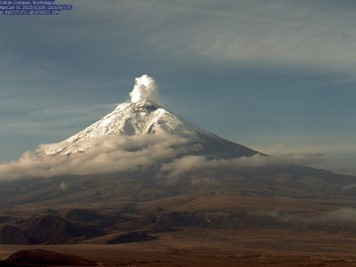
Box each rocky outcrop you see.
[107,231,157,244]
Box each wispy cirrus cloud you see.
[73,0,356,74]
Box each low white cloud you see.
[0,133,190,181]
[342,184,356,191]
[0,130,285,182]
[252,142,356,176]
[160,154,282,179]
[269,208,356,226]
[59,182,68,191]
[323,208,356,223]
[255,143,356,156]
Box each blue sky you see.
[0,0,355,175]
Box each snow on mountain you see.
[39,100,204,157]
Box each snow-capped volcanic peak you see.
[66,100,198,142]
[39,75,203,156]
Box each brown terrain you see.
[1,153,356,266]
[1,187,356,266]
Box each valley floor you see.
[2,228,356,266]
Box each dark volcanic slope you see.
[195,131,259,158]
[23,214,82,244]
[0,165,356,208]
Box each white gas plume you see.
[129,74,160,103]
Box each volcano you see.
[38,96,258,159]
[0,75,355,206]
[0,74,265,181]
[38,74,259,160]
